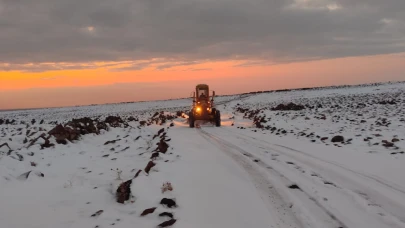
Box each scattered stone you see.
[140,207,157,216]
[91,210,104,217]
[150,152,159,159]
[104,139,121,145]
[271,103,305,111]
[157,128,165,135]
[41,139,55,149]
[288,184,301,190]
[157,140,169,153]
[116,180,132,204]
[160,198,177,208]
[382,140,394,147]
[158,219,177,227]
[144,161,156,174]
[378,100,396,105]
[127,116,138,122]
[159,212,174,219]
[331,136,344,143]
[133,169,142,178]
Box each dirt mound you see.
[271,103,305,111]
[141,111,178,126]
[105,116,125,127]
[127,116,138,122]
[1,119,17,125]
[65,117,99,134]
[378,100,397,105]
[253,116,267,128]
[48,124,80,143]
[236,107,250,113]
[48,116,121,144]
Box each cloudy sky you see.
[1,0,405,109]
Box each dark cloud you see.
[0,62,124,72]
[0,0,404,70]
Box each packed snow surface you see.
[1,81,405,228]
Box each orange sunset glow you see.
[1,53,405,110]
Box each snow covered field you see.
[1,81,405,228]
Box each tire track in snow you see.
[198,128,347,228]
[197,129,306,228]
[225,128,405,196]
[214,128,405,227]
[272,143,405,195]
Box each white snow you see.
[1,81,405,228]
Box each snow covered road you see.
[190,125,405,228]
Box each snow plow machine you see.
[188,84,221,128]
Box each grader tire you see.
[189,112,195,128]
[215,110,221,127]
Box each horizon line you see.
[1,80,404,113]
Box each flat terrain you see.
[1,81,405,228]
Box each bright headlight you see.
[196,107,201,112]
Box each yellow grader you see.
[188,84,221,128]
